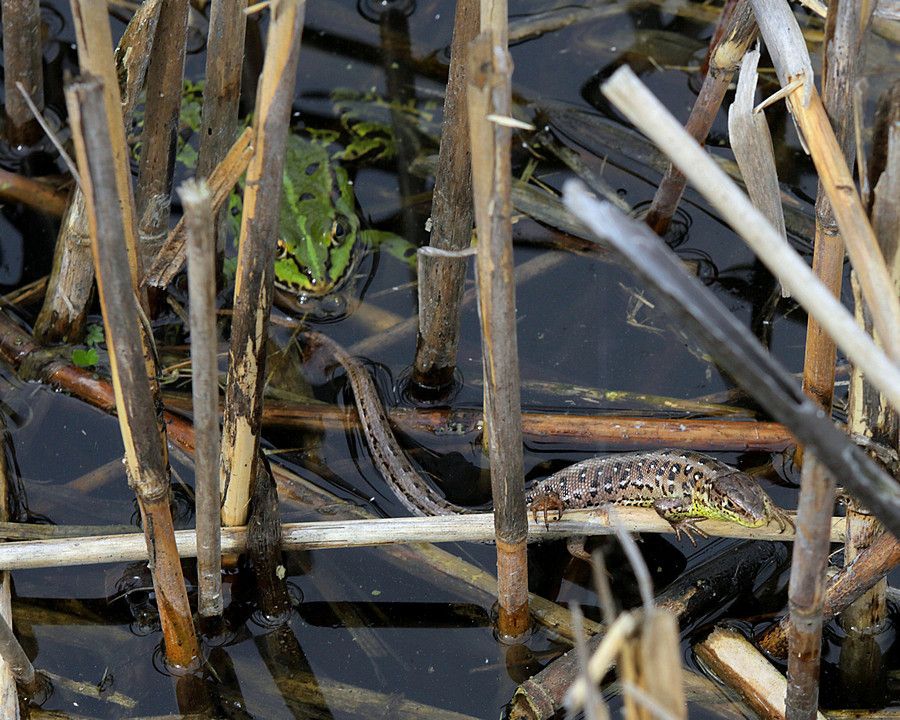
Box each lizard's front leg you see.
[652,496,708,546]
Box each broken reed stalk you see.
[65,76,199,668]
[2,0,44,146]
[411,0,478,393]
[165,393,796,450]
[600,66,900,415]
[467,31,529,638]
[179,179,222,618]
[134,0,191,274]
[801,0,872,410]
[758,531,900,659]
[750,0,900,362]
[144,127,254,290]
[36,0,162,344]
[561,182,900,539]
[0,507,835,572]
[196,0,247,279]
[644,0,757,235]
[220,0,305,527]
[0,169,68,217]
[695,628,804,720]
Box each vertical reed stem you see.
[135,0,191,275]
[2,0,44,146]
[411,0,478,393]
[220,0,305,527]
[180,179,223,618]
[66,75,199,668]
[197,0,247,279]
[467,32,529,639]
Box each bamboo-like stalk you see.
[144,127,254,290]
[0,169,68,217]
[561,182,900,538]
[411,0,478,393]
[196,0,248,281]
[467,31,529,638]
[0,507,842,572]
[65,75,199,669]
[179,179,222,618]
[599,66,900,415]
[34,0,162,344]
[750,0,900,362]
[134,0,191,274]
[220,0,305,527]
[644,0,757,234]
[2,0,44,146]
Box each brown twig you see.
[0,169,68,217]
[65,75,199,669]
[468,30,529,639]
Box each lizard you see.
[304,331,794,545]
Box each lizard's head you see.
[704,472,793,531]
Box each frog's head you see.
[704,472,793,532]
[275,136,361,313]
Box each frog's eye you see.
[304,162,320,176]
[331,217,350,245]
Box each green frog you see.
[275,134,362,306]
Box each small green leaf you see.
[72,348,99,368]
[84,323,105,347]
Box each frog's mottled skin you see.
[275,135,361,300]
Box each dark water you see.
[0,0,897,717]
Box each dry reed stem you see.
[2,0,44,145]
[179,179,222,618]
[0,507,840,571]
[411,0,478,391]
[467,31,529,638]
[35,0,162,344]
[65,76,199,669]
[145,127,254,289]
[135,0,191,271]
[220,0,305,527]
[600,66,900,415]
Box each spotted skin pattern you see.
[526,449,793,544]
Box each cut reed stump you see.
[65,75,199,669]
